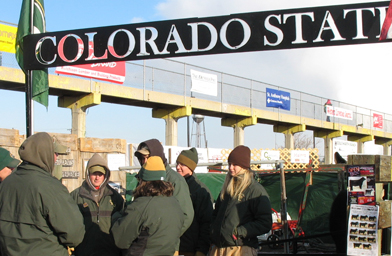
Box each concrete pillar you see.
[382,143,391,155]
[314,130,343,164]
[71,106,87,138]
[348,135,374,154]
[273,124,306,149]
[58,93,101,138]
[374,138,392,156]
[152,106,192,146]
[222,116,257,147]
[165,116,178,146]
[233,125,245,146]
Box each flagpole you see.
[26,71,33,137]
[26,0,34,137]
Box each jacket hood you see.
[18,132,54,174]
[137,139,167,165]
[86,153,110,190]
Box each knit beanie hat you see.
[177,147,198,171]
[138,156,166,181]
[228,145,251,170]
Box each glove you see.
[67,247,74,256]
[195,251,206,256]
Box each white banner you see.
[326,105,353,120]
[190,69,218,96]
[260,150,280,170]
[290,150,309,163]
[347,205,379,256]
[333,139,357,162]
[166,146,224,173]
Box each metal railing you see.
[1,49,391,134]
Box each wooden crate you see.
[347,155,391,182]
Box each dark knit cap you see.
[228,145,251,169]
[177,147,198,171]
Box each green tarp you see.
[125,171,341,239]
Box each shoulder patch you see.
[83,202,89,208]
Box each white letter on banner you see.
[58,34,84,63]
[220,18,251,50]
[85,32,108,60]
[188,22,218,52]
[162,24,187,54]
[108,29,135,58]
[376,6,387,38]
[137,27,160,56]
[283,12,314,44]
[314,11,345,42]
[343,8,375,40]
[35,36,56,65]
[264,14,283,46]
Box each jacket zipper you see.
[97,202,100,223]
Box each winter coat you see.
[138,139,194,234]
[179,174,214,255]
[0,132,85,256]
[111,195,185,256]
[210,178,272,249]
[71,153,124,256]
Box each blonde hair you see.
[220,167,253,200]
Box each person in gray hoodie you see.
[71,153,124,256]
[0,132,85,256]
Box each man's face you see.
[176,162,193,178]
[89,171,105,187]
[138,154,150,165]
[0,167,13,182]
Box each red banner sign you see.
[373,113,383,129]
[55,61,126,84]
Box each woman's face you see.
[228,163,242,176]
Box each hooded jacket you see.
[0,132,85,256]
[71,153,124,256]
[210,178,272,249]
[137,139,194,235]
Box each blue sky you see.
[1,0,391,153]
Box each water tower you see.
[191,114,207,148]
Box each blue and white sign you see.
[266,88,291,110]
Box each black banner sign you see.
[24,1,390,70]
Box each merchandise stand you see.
[347,155,392,256]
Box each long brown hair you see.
[220,167,253,200]
[133,180,174,199]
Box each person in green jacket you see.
[176,147,213,256]
[71,153,124,256]
[210,145,272,256]
[134,138,194,237]
[112,156,185,256]
[0,147,20,183]
[0,132,85,256]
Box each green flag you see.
[15,0,49,107]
